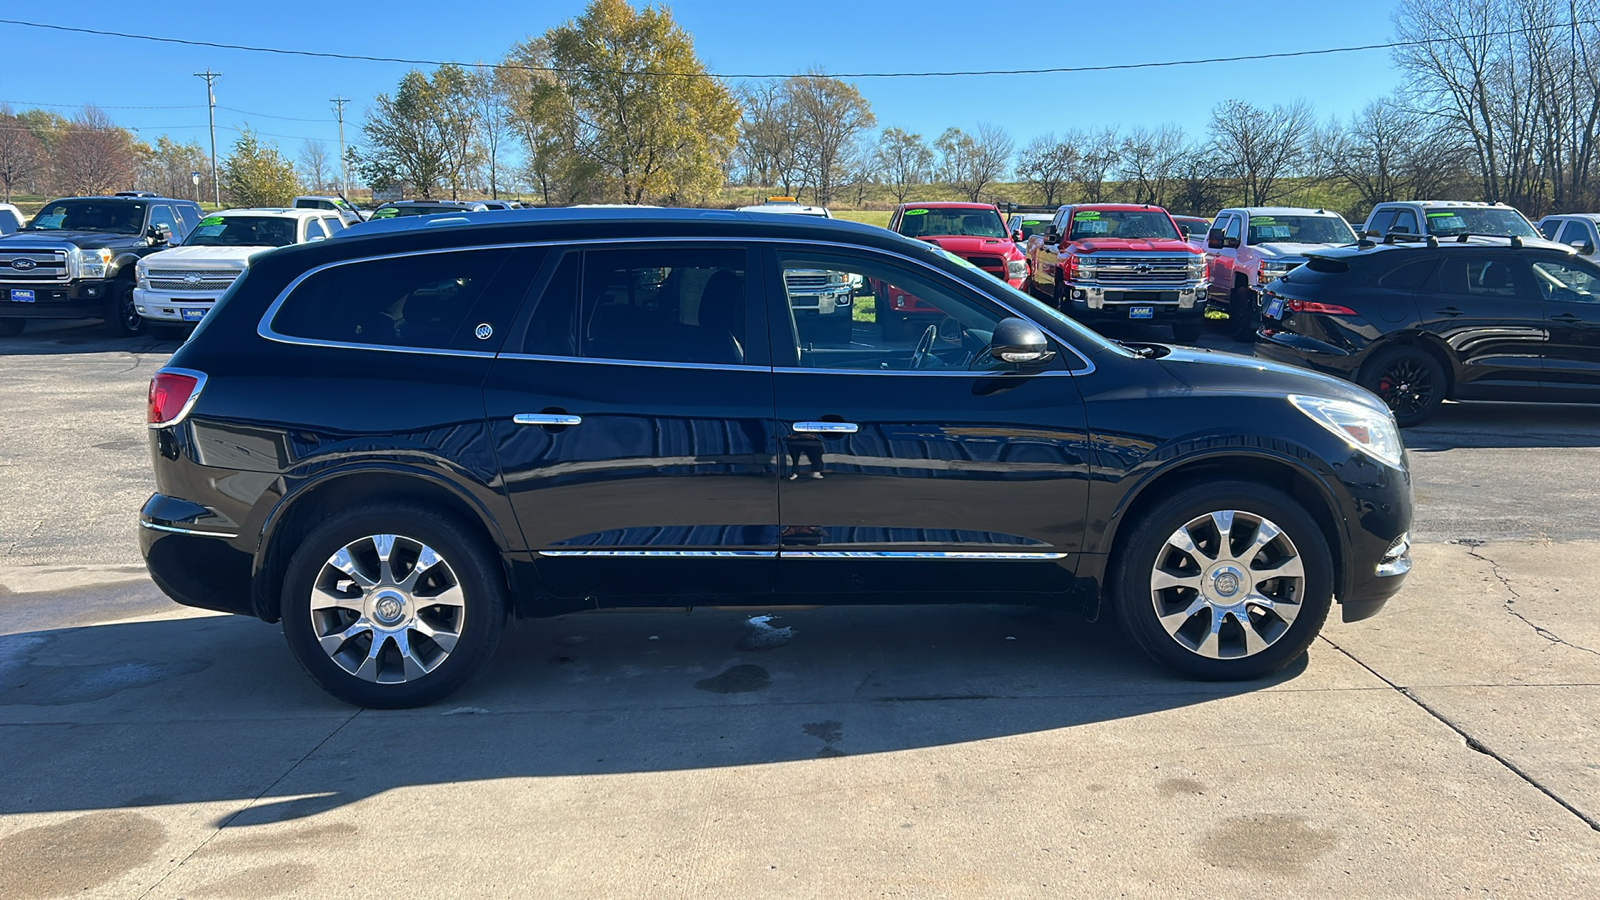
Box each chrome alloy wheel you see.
[1149,510,1306,659]
[309,534,466,683]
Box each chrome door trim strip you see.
[495,351,771,373]
[539,550,778,558]
[139,519,239,539]
[513,413,583,426]
[252,236,1098,373]
[782,551,1068,560]
[792,421,859,434]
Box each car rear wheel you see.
[1227,285,1257,341]
[1360,346,1445,427]
[280,503,506,708]
[1112,480,1333,680]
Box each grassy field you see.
[832,210,891,229]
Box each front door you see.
[1421,255,1547,399]
[1529,255,1600,394]
[765,245,1091,597]
[484,244,779,601]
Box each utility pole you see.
[331,96,350,198]
[194,70,222,207]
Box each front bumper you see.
[1060,281,1207,323]
[0,278,115,319]
[133,288,221,324]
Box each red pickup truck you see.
[1022,203,1208,342]
[882,202,1028,338]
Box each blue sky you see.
[0,0,1406,168]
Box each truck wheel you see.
[1112,480,1333,681]
[107,278,144,337]
[0,319,23,337]
[1171,322,1202,344]
[279,503,507,708]
[1227,286,1257,341]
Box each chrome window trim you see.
[497,352,770,374]
[147,366,209,430]
[772,366,1080,378]
[139,519,239,539]
[540,550,777,558]
[783,551,1068,560]
[254,237,1099,373]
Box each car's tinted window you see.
[1435,256,1526,299]
[148,205,179,239]
[1223,215,1241,242]
[1367,209,1398,237]
[321,215,345,233]
[777,250,1017,373]
[1540,218,1564,239]
[521,247,750,366]
[1556,220,1591,247]
[1378,258,1436,290]
[1392,210,1421,235]
[302,218,327,241]
[1531,258,1600,303]
[274,249,516,350]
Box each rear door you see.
[1528,254,1600,394]
[766,245,1090,597]
[1421,254,1547,398]
[484,243,779,601]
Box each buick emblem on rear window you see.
[10,258,36,271]
[474,323,493,340]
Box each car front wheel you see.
[280,504,506,707]
[109,278,143,336]
[1112,480,1333,680]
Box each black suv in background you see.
[141,209,1413,707]
[1254,235,1600,425]
[0,196,203,336]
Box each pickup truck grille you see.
[785,272,830,292]
[0,249,70,282]
[1088,256,1192,285]
[147,268,242,292]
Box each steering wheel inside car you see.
[909,324,938,369]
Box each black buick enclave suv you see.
[1254,235,1600,425]
[141,209,1413,707]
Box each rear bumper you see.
[1253,330,1363,380]
[139,493,256,617]
[0,278,115,318]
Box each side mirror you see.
[1045,231,1060,244]
[1223,235,1241,250]
[989,317,1056,366]
[1206,229,1224,249]
[1573,240,1595,255]
[1012,229,1024,242]
[148,222,172,245]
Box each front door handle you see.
[514,413,582,426]
[1435,307,1463,318]
[1550,313,1582,323]
[792,421,859,434]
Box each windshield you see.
[1068,210,1179,241]
[897,207,1007,239]
[928,245,1126,358]
[1016,217,1052,239]
[1247,215,1355,245]
[1423,208,1538,238]
[26,200,145,234]
[183,216,298,247]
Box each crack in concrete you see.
[1321,635,1600,834]
[1456,541,1600,659]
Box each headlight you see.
[77,247,113,279]
[1006,258,1027,279]
[1187,258,1205,277]
[1289,395,1405,468]
[136,267,149,288]
[827,270,849,285]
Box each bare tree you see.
[0,103,45,202]
[1016,133,1076,205]
[1066,128,1121,202]
[935,122,1012,202]
[1119,125,1187,205]
[53,106,137,196]
[786,71,875,206]
[298,139,330,193]
[1208,99,1316,205]
[874,127,933,203]
[734,81,803,192]
[469,65,516,198]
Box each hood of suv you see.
[1072,237,1197,254]
[915,234,1023,259]
[139,245,259,268]
[1155,344,1385,412]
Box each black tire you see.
[0,318,23,337]
[1111,480,1333,681]
[106,277,144,337]
[1358,345,1446,427]
[279,503,507,708]
[1171,322,1203,344]
[1227,285,1257,341]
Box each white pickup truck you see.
[134,208,344,330]
[1204,207,1357,340]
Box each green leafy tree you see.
[356,67,476,198]
[221,129,301,208]
[521,0,740,204]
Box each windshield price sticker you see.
[1250,217,1277,225]
[903,208,929,216]
[1075,211,1101,220]
[194,224,226,237]
[198,216,225,226]
[1426,212,1456,217]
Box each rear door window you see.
[271,248,542,351]
[1434,256,1529,300]
[1378,259,1437,290]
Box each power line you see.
[217,105,331,123]
[0,99,204,110]
[1,16,1596,80]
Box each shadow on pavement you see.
[1403,402,1600,451]
[0,320,183,357]
[0,603,1303,823]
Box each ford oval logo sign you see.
[10,258,37,271]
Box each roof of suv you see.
[213,207,339,219]
[300,206,901,245]
[1309,234,1576,261]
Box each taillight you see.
[148,369,206,427]
[1286,298,1358,316]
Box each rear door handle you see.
[1550,313,1582,323]
[793,421,859,434]
[1434,307,1463,317]
[514,413,582,426]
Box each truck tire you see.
[107,277,144,337]
[1227,285,1257,342]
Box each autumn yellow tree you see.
[518,0,739,204]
